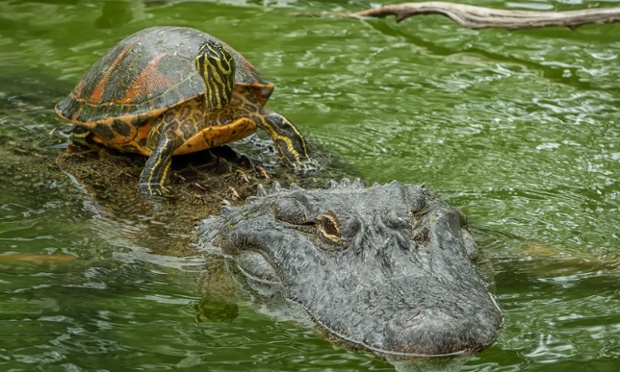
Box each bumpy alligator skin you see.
[197,179,503,357]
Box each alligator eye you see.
[316,212,343,246]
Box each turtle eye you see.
[316,212,343,246]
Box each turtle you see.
[56,26,317,196]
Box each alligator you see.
[196,178,504,358]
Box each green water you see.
[1,0,619,370]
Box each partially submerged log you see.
[298,2,620,31]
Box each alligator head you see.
[197,179,503,358]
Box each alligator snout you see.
[384,300,502,357]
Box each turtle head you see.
[196,39,236,111]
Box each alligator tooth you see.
[289,183,303,191]
[255,183,268,197]
[351,178,364,189]
[339,178,351,188]
[325,180,338,189]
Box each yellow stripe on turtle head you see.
[195,40,236,111]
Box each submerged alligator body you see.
[197,178,504,357]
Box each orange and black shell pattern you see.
[56,26,274,139]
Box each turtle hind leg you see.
[139,131,179,197]
[257,111,319,171]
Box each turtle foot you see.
[139,182,173,198]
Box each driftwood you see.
[299,2,620,31]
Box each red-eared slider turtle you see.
[56,26,316,196]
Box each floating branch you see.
[298,2,620,30]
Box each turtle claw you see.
[139,182,173,198]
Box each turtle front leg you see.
[258,111,319,171]
[139,131,179,197]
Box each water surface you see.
[1,0,619,370]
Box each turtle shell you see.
[56,26,274,127]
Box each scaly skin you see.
[198,179,504,358]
